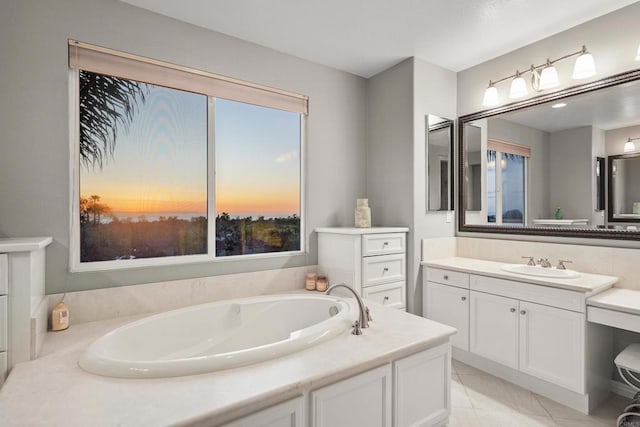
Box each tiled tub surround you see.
[48,265,316,324]
[0,301,455,426]
[422,257,618,414]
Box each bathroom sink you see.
[500,264,580,279]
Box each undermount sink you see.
[501,264,580,279]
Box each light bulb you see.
[509,74,528,99]
[624,140,636,153]
[572,48,596,79]
[539,61,559,90]
[482,84,499,107]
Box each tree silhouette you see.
[79,70,148,169]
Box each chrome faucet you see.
[556,259,572,270]
[326,283,371,335]
[522,256,536,266]
[537,258,552,268]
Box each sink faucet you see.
[326,283,371,335]
[522,256,536,266]
[537,258,552,268]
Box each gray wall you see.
[457,2,640,117]
[366,57,456,315]
[549,127,593,220]
[0,0,367,294]
[487,118,550,224]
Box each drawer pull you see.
[461,296,467,301]
[383,241,389,246]
[443,275,449,280]
[383,267,389,273]
[520,310,527,315]
[510,308,516,313]
[383,296,389,303]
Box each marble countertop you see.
[315,227,409,234]
[422,257,618,293]
[0,299,455,426]
[587,288,640,316]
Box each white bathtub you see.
[78,294,358,379]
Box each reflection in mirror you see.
[427,115,453,211]
[608,154,640,223]
[459,69,640,240]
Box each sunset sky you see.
[81,84,300,219]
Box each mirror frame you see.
[458,67,640,241]
[607,153,640,223]
[427,118,455,212]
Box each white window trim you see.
[68,70,307,272]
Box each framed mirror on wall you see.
[458,68,640,240]
[427,115,454,212]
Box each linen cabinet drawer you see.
[0,254,7,295]
[362,254,405,287]
[0,296,6,352]
[363,281,405,309]
[426,268,469,289]
[362,233,405,256]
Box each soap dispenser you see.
[51,296,69,331]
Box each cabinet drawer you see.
[0,296,6,352]
[362,233,405,256]
[363,281,405,309]
[426,267,469,289]
[470,274,584,313]
[0,254,7,295]
[362,254,405,287]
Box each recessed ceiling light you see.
[552,102,567,109]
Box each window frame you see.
[69,68,307,272]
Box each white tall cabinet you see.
[316,227,409,310]
[0,237,52,386]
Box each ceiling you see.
[121,0,637,78]
[501,79,640,133]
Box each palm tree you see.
[79,70,148,169]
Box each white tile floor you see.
[449,359,630,426]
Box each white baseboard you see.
[611,379,638,399]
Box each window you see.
[70,41,307,269]
[486,139,529,225]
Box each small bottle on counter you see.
[316,275,328,292]
[305,273,317,291]
[51,299,70,331]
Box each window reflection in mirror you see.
[426,115,453,212]
[608,154,640,223]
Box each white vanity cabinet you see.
[424,268,469,351]
[227,343,451,427]
[224,396,305,427]
[423,259,615,413]
[317,227,409,310]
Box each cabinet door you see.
[469,291,519,369]
[393,343,450,427]
[519,301,585,393]
[311,364,391,427]
[224,396,305,427]
[424,282,469,351]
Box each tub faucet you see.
[326,283,371,335]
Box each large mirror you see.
[608,154,640,223]
[427,115,454,211]
[459,69,640,240]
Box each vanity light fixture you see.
[509,70,528,99]
[481,45,596,107]
[624,137,640,153]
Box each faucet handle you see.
[522,256,535,266]
[351,320,363,335]
[365,307,372,322]
[557,259,572,270]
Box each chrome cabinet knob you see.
[461,296,467,301]
[443,275,449,280]
[383,241,389,246]
[520,310,527,315]
[510,307,516,313]
[383,267,389,272]
[383,296,389,302]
